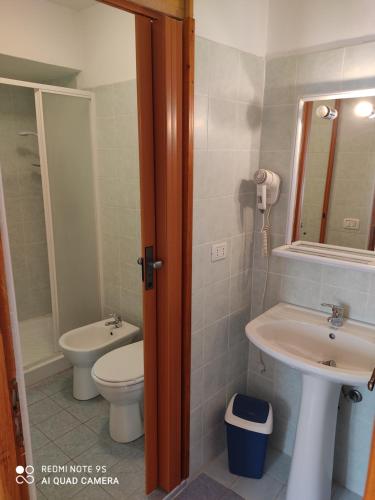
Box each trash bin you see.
[225,393,273,479]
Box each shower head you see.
[18,131,38,137]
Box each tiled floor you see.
[28,369,362,500]
[175,474,243,499]
[196,449,363,500]
[26,369,154,499]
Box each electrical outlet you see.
[343,218,360,230]
[211,242,227,262]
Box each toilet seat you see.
[92,340,144,386]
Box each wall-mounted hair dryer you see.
[253,169,280,257]
[254,169,280,211]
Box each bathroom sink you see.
[246,302,375,386]
[245,303,375,500]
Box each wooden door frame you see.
[292,101,313,241]
[319,99,341,243]
[181,13,194,481]
[365,424,375,500]
[0,235,27,500]
[367,191,375,250]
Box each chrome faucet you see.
[105,313,122,328]
[321,303,345,328]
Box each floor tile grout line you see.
[26,391,49,406]
[30,424,51,450]
[51,392,110,423]
[44,423,100,462]
[34,411,82,444]
[30,370,73,394]
[34,415,143,463]
[273,481,286,500]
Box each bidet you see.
[59,319,140,400]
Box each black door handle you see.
[138,247,163,290]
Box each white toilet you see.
[91,340,144,443]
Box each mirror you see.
[291,91,375,252]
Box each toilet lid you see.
[92,341,144,383]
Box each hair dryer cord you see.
[258,206,272,373]
[261,206,272,257]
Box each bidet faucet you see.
[321,303,344,328]
[105,313,122,328]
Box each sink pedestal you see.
[286,374,341,500]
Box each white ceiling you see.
[48,0,96,11]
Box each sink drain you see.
[319,359,337,367]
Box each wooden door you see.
[152,15,184,492]
[100,2,193,492]
[0,235,27,500]
[134,10,187,493]
[135,15,159,493]
[129,10,186,493]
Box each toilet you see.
[91,340,144,443]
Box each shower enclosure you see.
[0,78,102,378]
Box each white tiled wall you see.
[190,37,264,474]
[93,79,143,328]
[0,84,51,320]
[248,41,375,496]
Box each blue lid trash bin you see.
[225,393,273,479]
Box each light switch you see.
[343,218,360,230]
[211,242,227,262]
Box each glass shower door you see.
[36,91,102,337]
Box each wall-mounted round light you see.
[316,105,338,120]
[354,101,375,118]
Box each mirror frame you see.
[277,87,375,270]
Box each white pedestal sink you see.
[245,303,375,500]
